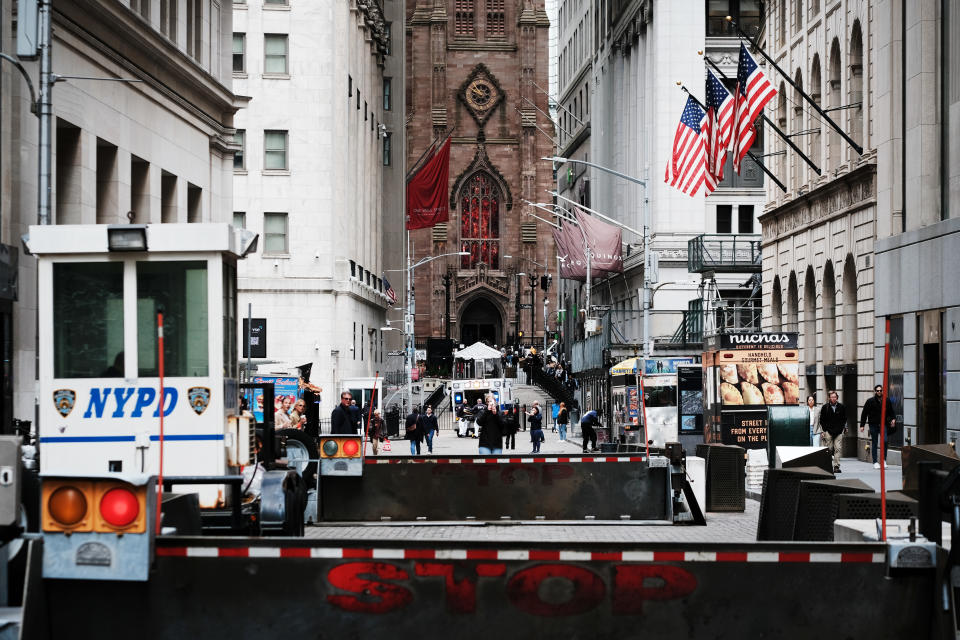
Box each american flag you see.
[732,43,776,174]
[664,96,709,197]
[383,277,397,305]
[704,70,734,183]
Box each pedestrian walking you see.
[556,402,569,442]
[350,399,363,432]
[405,407,423,455]
[475,399,504,455]
[819,390,847,473]
[580,408,601,453]
[860,385,896,469]
[503,405,519,450]
[418,405,439,454]
[806,395,820,446]
[367,409,385,455]
[331,391,357,434]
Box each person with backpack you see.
[556,402,569,442]
[405,406,423,455]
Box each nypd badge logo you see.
[188,387,211,415]
[53,389,76,417]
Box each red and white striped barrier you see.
[156,546,884,564]
[364,456,647,465]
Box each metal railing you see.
[687,234,762,273]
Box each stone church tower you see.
[406,0,555,350]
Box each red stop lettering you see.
[611,565,697,614]
[541,464,574,485]
[415,562,506,613]
[327,562,413,613]
[507,564,605,616]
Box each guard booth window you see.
[53,262,124,378]
[137,261,209,377]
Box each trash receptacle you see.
[766,405,812,467]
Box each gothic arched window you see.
[459,172,501,269]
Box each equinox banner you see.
[406,138,451,230]
[551,207,623,281]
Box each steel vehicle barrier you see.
[19,536,944,639]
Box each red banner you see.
[406,138,451,230]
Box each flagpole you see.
[681,85,787,193]
[726,17,864,156]
[702,54,821,176]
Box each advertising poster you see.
[626,386,639,431]
[642,357,694,375]
[721,410,769,448]
[249,376,301,423]
[677,365,703,434]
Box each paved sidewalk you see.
[369,424,585,457]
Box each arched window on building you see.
[771,276,783,331]
[804,266,817,371]
[848,21,864,156]
[842,255,857,364]
[822,260,836,365]
[787,271,799,332]
[792,69,804,189]
[828,38,842,170]
[809,55,823,171]
[459,172,501,270]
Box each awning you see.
[610,357,640,376]
[453,341,502,361]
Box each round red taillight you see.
[99,487,139,528]
[49,486,88,526]
[342,439,359,456]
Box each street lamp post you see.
[528,272,538,341]
[543,157,650,356]
[402,251,469,414]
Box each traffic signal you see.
[41,475,156,581]
[43,478,148,534]
[540,274,552,291]
[319,435,364,476]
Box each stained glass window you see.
[459,172,501,269]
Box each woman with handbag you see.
[368,409,385,455]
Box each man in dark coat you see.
[860,385,896,468]
[418,405,439,454]
[331,391,357,434]
[819,390,847,473]
[475,400,504,455]
[580,409,601,453]
[405,407,423,455]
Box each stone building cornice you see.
[758,162,877,246]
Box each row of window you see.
[232,33,289,75]
[129,0,204,63]
[233,211,287,254]
[454,0,506,39]
[715,204,755,234]
[232,129,287,171]
[349,261,386,295]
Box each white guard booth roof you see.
[453,342,502,361]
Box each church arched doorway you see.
[459,297,503,346]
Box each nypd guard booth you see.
[25,223,259,580]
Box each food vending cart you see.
[702,332,800,449]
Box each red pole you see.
[364,372,380,456]
[640,376,650,459]
[155,311,165,535]
[879,317,891,542]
